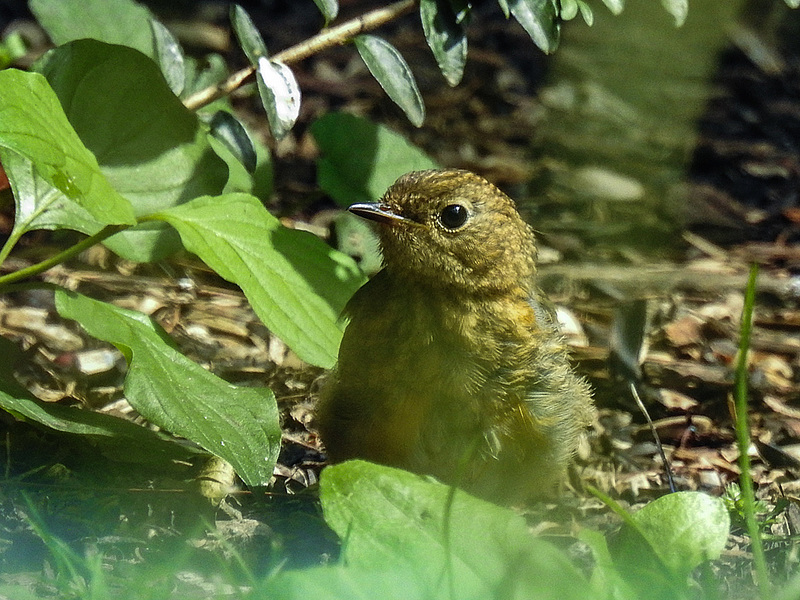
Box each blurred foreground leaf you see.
[319,460,592,599]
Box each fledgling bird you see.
[317,169,594,503]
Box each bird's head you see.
[349,169,538,295]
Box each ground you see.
[0,1,799,596]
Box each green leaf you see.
[0,70,135,227]
[208,110,257,173]
[0,385,198,467]
[354,35,425,127]
[509,0,560,54]
[256,57,302,140]
[38,40,229,261]
[182,53,229,99]
[311,112,438,206]
[631,492,730,577]
[230,4,269,65]
[0,336,198,467]
[611,491,730,596]
[497,0,511,18]
[450,0,471,24]
[151,20,185,96]
[0,30,27,69]
[152,193,366,369]
[55,290,281,487]
[786,0,800,7]
[600,0,625,15]
[560,0,578,20]
[256,566,427,600]
[579,529,639,600]
[660,0,688,26]
[320,460,592,599]
[312,0,339,24]
[30,0,156,57]
[577,0,594,25]
[420,0,468,87]
[334,211,383,276]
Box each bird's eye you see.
[438,204,469,230]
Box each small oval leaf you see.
[230,4,268,65]
[509,0,560,54]
[150,20,185,96]
[208,111,257,173]
[601,0,625,15]
[312,0,339,24]
[354,35,425,127]
[497,0,511,18]
[577,0,594,25]
[256,57,301,139]
[420,0,468,87]
[661,0,687,26]
[560,0,578,21]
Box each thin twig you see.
[183,0,419,112]
[630,382,676,493]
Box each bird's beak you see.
[348,202,411,226]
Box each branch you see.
[183,0,419,112]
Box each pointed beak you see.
[348,202,411,226]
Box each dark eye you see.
[439,204,469,230]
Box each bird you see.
[316,169,594,503]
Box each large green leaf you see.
[1,150,100,256]
[0,336,196,467]
[257,566,427,600]
[354,35,425,127]
[508,0,560,54]
[320,461,592,600]
[55,290,281,487]
[30,0,156,57]
[420,0,468,87]
[312,112,438,206]
[36,40,229,261]
[0,70,135,228]
[152,193,365,368]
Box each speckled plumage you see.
[317,169,595,503]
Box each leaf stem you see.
[0,224,128,289]
[734,263,771,597]
[183,0,419,111]
[0,227,24,270]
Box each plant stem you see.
[0,224,127,288]
[183,0,419,111]
[734,263,770,597]
[0,228,24,270]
